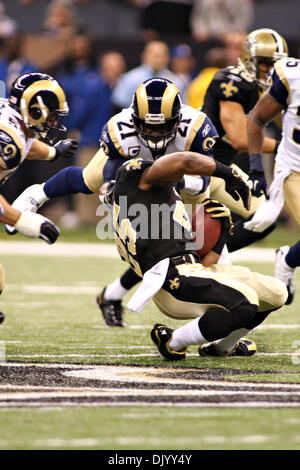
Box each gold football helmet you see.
[239,28,288,88]
[9,72,69,144]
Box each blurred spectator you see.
[185,47,228,109]
[53,34,97,131]
[62,49,127,225]
[111,40,185,112]
[0,33,38,94]
[131,0,194,41]
[222,30,247,66]
[191,0,254,42]
[43,0,83,38]
[170,44,196,100]
[0,2,18,38]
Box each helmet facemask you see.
[133,112,181,153]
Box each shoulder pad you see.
[0,126,24,170]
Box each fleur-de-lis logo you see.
[125,158,143,171]
[220,80,238,98]
[169,277,180,290]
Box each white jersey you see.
[269,58,300,171]
[0,99,35,187]
[101,104,218,181]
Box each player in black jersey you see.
[101,152,287,358]
[201,28,288,252]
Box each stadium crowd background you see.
[0,0,299,228]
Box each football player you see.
[201,28,288,251]
[0,72,78,322]
[244,56,300,305]
[6,77,228,326]
[100,151,287,358]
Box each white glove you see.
[244,197,282,233]
[14,212,60,244]
[5,183,49,235]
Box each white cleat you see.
[275,245,296,305]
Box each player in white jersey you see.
[245,57,300,303]
[0,72,78,322]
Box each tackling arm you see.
[139,151,251,210]
[27,139,78,162]
[247,92,284,155]
[0,194,59,244]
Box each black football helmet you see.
[8,72,69,144]
[132,77,182,154]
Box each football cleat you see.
[0,311,4,324]
[199,337,257,357]
[150,323,187,361]
[275,246,296,305]
[96,287,126,327]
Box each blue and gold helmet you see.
[132,77,182,154]
[9,72,69,144]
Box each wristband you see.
[212,160,233,179]
[249,153,263,172]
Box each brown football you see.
[191,205,222,257]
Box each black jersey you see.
[112,158,198,275]
[202,65,260,165]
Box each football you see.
[191,205,222,257]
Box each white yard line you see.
[0,241,277,262]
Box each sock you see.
[285,241,300,269]
[169,317,207,350]
[104,278,128,301]
[44,166,92,198]
[120,268,141,290]
[214,328,252,354]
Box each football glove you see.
[248,153,268,198]
[202,199,234,236]
[4,184,49,236]
[213,161,251,211]
[51,139,78,161]
[14,212,60,244]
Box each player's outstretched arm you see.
[139,151,251,210]
[0,195,60,244]
[247,92,284,197]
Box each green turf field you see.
[0,225,300,451]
